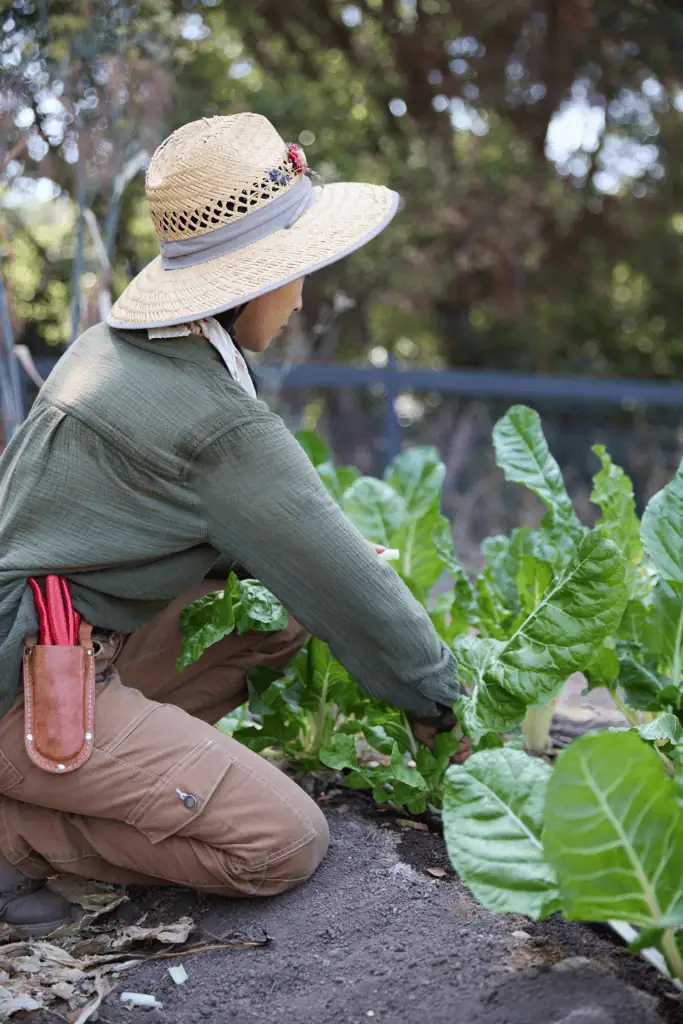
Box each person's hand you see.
[411,721,472,765]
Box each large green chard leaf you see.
[295,429,330,467]
[385,446,445,518]
[342,477,407,546]
[492,405,583,548]
[642,462,683,585]
[457,530,628,740]
[317,462,361,505]
[443,748,560,918]
[544,731,683,929]
[590,445,642,589]
[453,635,527,744]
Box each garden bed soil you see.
[19,796,682,1024]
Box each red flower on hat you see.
[287,143,307,173]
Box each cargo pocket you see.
[127,737,234,844]
[0,749,22,794]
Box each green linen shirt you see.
[0,323,459,721]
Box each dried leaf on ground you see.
[69,971,112,1024]
[111,915,194,949]
[425,866,447,878]
[0,916,195,1018]
[0,984,42,1018]
[48,875,128,915]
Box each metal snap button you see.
[176,787,197,810]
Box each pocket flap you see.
[129,738,234,844]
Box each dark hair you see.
[214,303,259,395]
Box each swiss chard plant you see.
[442,731,683,983]
[441,415,683,982]
[180,405,683,973]
[178,430,468,815]
[179,407,683,810]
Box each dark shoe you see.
[0,856,76,937]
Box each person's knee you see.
[267,800,329,894]
[233,800,329,897]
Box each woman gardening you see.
[0,114,462,935]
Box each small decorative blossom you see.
[268,168,291,186]
[287,143,307,173]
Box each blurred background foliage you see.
[3,0,683,565]
[3,0,683,376]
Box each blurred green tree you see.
[2,0,683,379]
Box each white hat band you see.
[159,174,318,271]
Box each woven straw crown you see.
[108,112,400,329]
[146,114,304,243]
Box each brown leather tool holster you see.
[23,577,96,774]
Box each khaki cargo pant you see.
[0,582,329,896]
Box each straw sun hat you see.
[107,113,400,329]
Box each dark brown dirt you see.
[25,802,683,1024]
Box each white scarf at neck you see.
[148,317,257,398]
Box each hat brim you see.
[107,182,400,329]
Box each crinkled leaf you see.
[476,528,538,637]
[492,405,583,545]
[319,732,359,771]
[516,555,553,615]
[619,658,675,712]
[430,590,470,643]
[544,731,683,928]
[342,477,407,546]
[235,579,289,633]
[618,597,652,646]
[177,574,240,670]
[453,635,527,743]
[217,703,258,736]
[443,747,560,918]
[370,714,416,752]
[295,429,330,467]
[643,581,683,692]
[642,462,683,585]
[346,769,373,789]
[385,446,445,518]
[638,714,682,745]
[457,531,628,739]
[317,461,361,505]
[405,792,428,815]
[590,444,642,590]
[363,723,396,756]
[584,643,620,692]
[372,742,428,793]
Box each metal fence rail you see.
[24,352,683,468]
